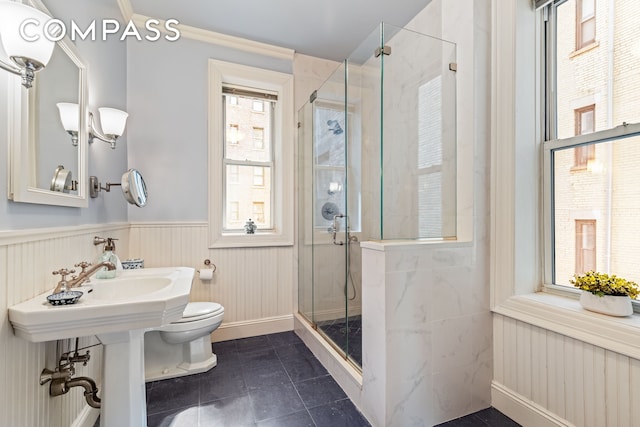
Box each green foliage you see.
[571,271,640,299]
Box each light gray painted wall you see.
[126,37,293,221]
[0,0,128,230]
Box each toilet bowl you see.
[143,301,224,382]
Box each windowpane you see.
[555,1,640,139]
[573,105,595,168]
[253,127,264,149]
[253,167,264,186]
[224,165,272,229]
[252,100,264,112]
[252,202,265,224]
[224,93,272,162]
[552,135,640,292]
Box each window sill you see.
[209,232,293,248]
[493,292,640,359]
[569,41,599,58]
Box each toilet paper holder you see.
[198,259,217,274]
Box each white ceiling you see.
[128,0,432,62]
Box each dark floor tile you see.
[473,408,521,426]
[256,409,315,427]
[283,351,328,382]
[267,331,302,347]
[212,339,238,355]
[239,347,280,366]
[249,382,306,422]
[235,335,272,353]
[294,374,347,409]
[146,375,200,415]
[199,394,256,426]
[275,342,314,361]
[200,368,247,403]
[243,362,292,390]
[435,416,487,427]
[308,398,371,427]
[146,405,199,427]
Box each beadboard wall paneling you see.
[494,314,640,427]
[0,223,128,427]
[129,222,295,328]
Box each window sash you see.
[543,122,640,292]
[222,89,276,232]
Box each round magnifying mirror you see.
[121,169,147,207]
[50,165,73,193]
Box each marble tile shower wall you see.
[361,243,492,426]
[0,224,129,427]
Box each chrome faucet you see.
[52,261,116,294]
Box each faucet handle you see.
[52,268,75,294]
[74,261,91,273]
[52,268,76,278]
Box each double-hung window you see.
[222,87,275,231]
[542,0,640,297]
[208,59,293,248]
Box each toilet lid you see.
[182,302,223,318]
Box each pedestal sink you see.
[8,267,194,427]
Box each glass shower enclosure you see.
[298,23,456,369]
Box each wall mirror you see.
[7,0,88,207]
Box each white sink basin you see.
[8,267,194,342]
[90,277,172,300]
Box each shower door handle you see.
[332,214,345,246]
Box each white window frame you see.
[208,59,293,248]
[491,0,640,361]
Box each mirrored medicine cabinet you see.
[6,0,89,208]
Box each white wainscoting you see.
[493,313,640,427]
[0,223,129,427]
[129,222,295,341]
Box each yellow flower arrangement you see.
[571,271,640,299]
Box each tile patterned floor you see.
[435,407,522,427]
[317,315,363,367]
[94,331,520,426]
[145,331,370,426]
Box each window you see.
[228,124,240,144]
[209,59,294,248]
[228,165,239,184]
[253,202,265,224]
[575,219,596,274]
[229,201,239,221]
[252,100,264,112]
[576,0,595,50]
[543,0,640,295]
[223,90,273,230]
[253,127,264,149]
[253,167,265,186]
[573,105,595,169]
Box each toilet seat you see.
[174,302,223,323]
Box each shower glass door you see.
[310,61,354,365]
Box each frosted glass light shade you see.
[56,102,79,132]
[0,2,55,70]
[98,108,128,136]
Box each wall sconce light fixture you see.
[56,102,79,146]
[0,2,56,89]
[91,108,128,149]
[56,103,129,149]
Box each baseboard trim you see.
[70,404,100,427]
[210,315,294,342]
[491,381,575,427]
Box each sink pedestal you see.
[98,330,147,427]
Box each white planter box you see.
[579,291,633,317]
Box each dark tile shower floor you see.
[317,315,362,367]
[93,331,520,426]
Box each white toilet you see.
[143,301,225,381]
